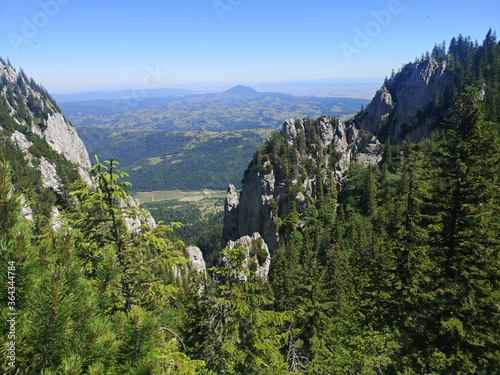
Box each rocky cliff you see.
[1,59,92,185]
[173,245,207,279]
[224,115,382,254]
[355,58,452,142]
[223,57,462,258]
[0,58,156,232]
[226,232,271,280]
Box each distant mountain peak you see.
[223,85,258,95]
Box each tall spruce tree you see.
[429,87,500,372]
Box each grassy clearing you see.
[135,189,226,203]
[134,189,227,216]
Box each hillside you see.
[0,59,156,232]
[65,86,368,191]
[60,87,369,130]
[222,84,259,95]
[0,59,206,374]
[78,127,271,191]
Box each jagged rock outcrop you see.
[1,58,157,231]
[11,130,62,193]
[223,184,240,242]
[224,166,281,254]
[1,59,92,185]
[119,195,157,233]
[186,246,207,274]
[173,245,207,279]
[226,232,271,280]
[223,59,456,256]
[356,58,451,142]
[356,86,394,135]
[224,115,382,253]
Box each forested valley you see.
[0,31,499,374]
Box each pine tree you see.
[184,245,289,374]
[433,87,500,372]
[68,157,187,313]
[400,87,500,372]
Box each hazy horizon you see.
[50,78,383,101]
[1,0,498,94]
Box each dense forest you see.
[1,32,499,374]
[247,87,499,373]
[78,128,270,191]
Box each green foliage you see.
[0,160,207,374]
[258,83,499,373]
[67,157,188,312]
[141,199,224,267]
[0,162,21,236]
[183,246,290,374]
[79,128,269,191]
[1,32,499,373]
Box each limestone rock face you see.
[234,165,280,253]
[226,232,271,280]
[357,59,451,142]
[32,113,92,185]
[121,196,157,233]
[10,130,32,152]
[39,157,62,193]
[0,59,92,185]
[1,59,156,232]
[223,166,280,254]
[10,130,62,194]
[223,184,240,242]
[357,86,394,135]
[186,246,206,274]
[173,245,207,279]
[283,117,382,176]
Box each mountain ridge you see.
[224,30,500,255]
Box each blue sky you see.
[0,0,499,93]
